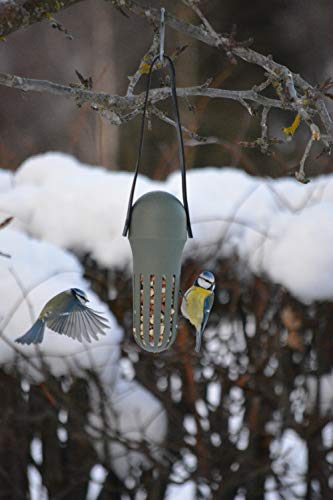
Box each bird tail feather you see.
[15,319,45,345]
[195,330,203,353]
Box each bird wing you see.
[180,286,194,319]
[46,299,109,343]
[200,292,214,334]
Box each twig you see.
[239,107,282,156]
[258,106,270,154]
[151,105,201,141]
[0,217,13,258]
[126,32,160,96]
[0,217,13,230]
[295,125,320,184]
[191,216,273,240]
[0,0,83,38]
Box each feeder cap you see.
[129,190,187,240]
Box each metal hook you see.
[159,7,165,63]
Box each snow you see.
[0,152,160,268]
[0,168,12,192]
[322,422,333,449]
[28,466,48,500]
[207,381,221,407]
[306,370,333,415]
[86,465,108,500]
[2,152,333,302]
[271,429,307,498]
[165,480,196,499]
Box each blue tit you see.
[15,288,109,345]
[181,271,215,352]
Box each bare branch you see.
[295,125,321,184]
[121,0,333,143]
[151,105,201,141]
[0,217,13,230]
[0,217,13,258]
[261,107,269,143]
[0,0,332,182]
[126,32,160,96]
[0,71,291,116]
[0,0,332,145]
[0,0,84,38]
[0,251,11,258]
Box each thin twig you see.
[259,106,270,154]
[295,125,320,184]
[126,32,160,96]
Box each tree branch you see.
[121,0,333,142]
[0,71,292,116]
[0,0,84,38]
[0,0,332,180]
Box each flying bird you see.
[15,288,109,345]
[181,271,215,352]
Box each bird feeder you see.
[123,14,192,352]
[126,191,188,352]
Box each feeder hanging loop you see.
[122,41,193,238]
[159,7,165,63]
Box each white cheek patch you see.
[198,277,211,289]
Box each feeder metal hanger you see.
[123,7,192,353]
[159,7,165,63]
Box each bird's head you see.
[71,288,89,304]
[195,271,215,291]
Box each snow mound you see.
[2,152,333,303]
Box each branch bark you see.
[0,71,292,118]
[0,0,84,38]
[121,0,333,140]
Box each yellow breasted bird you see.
[181,271,215,352]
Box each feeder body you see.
[129,191,187,352]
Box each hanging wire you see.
[159,7,165,63]
[122,7,193,238]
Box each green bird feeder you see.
[123,34,192,352]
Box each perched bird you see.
[15,288,109,345]
[181,271,215,352]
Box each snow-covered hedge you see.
[2,152,333,302]
[1,153,333,499]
